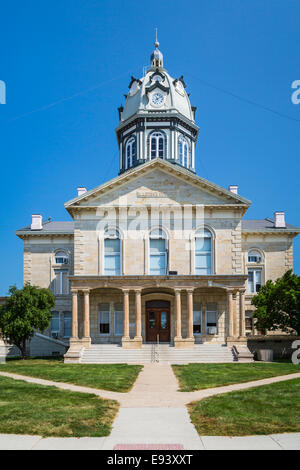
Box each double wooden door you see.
[146,306,170,342]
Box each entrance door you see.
[146,301,170,342]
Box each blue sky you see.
[0,0,299,295]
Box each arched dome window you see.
[178,136,189,167]
[195,229,212,275]
[104,229,121,276]
[125,137,136,169]
[150,132,165,159]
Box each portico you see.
[65,275,247,359]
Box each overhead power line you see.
[187,73,300,125]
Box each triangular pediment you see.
[65,159,251,212]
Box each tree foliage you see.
[0,284,55,358]
[251,270,300,335]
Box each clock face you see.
[151,92,164,106]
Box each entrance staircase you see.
[81,343,236,364]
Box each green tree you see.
[251,270,300,335]
[0,284,55,359]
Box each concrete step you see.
[81,343,235,364]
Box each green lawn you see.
[189,378,300,436]
[172,362,300,391]
[0,375,119,437]
[0,358,142,392]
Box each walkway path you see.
[0,366,300,450]
[1,367,300,407]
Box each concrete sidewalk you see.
[0,431,299,450]
[0,365,300,450]
[1,366,300,407]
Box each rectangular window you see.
[248,269,262,293]
[193,305,202,335]
[63,311,72,338]
[98,303,110,335]
[206,303,218,335]
[50,312,60,337]
[150,239,166,275]
[114,303,123,336]
[104,239,121,275]
[245,311,253,331]
[54,270,69,295]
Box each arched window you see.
[55,251,69,265]
[104,229,121,275]
[150,132,165,159]
[149,228,167,275]
[125,137,136,169]
[248,249,262,263]
[195,229,212,275]
[178,136,189,167]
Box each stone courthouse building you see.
[14,42,300,362]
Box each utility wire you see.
[187,73,300,125]
[3,71,131,124]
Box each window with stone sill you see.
[54,270,69,295]
[104,230,121,276]
[195,229,213,275]
[247,268,262,294]
[149,228,167,275]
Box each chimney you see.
[274,211,286,228]
[31,214,42,230]
[77,187,87,196]
[228,185,238,194]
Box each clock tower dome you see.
[116,41,199,174]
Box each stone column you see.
[202,304,206,337]
[134,289,142,343]
[82,289,91,347]
[227,289,234,338]
[239,289,246,337]
[187,289,194,340]
[122,289,130,347]
[174,289,182,340]
[71,289,78,340]
[233,292,238,337]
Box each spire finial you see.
[154,27,159,48]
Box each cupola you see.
[115,40,199,175]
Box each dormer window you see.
[55,251,69,265]
[126,137,136,169]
